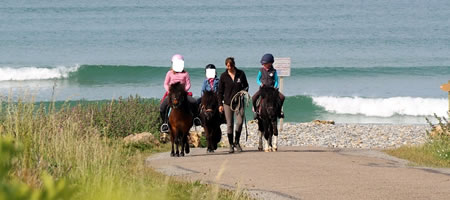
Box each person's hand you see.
[219,106,224,113]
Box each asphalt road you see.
[146,146,450,200]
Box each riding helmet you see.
[260,53,274,64]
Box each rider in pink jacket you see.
[159,54,200,133]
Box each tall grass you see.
[0,95,251,200]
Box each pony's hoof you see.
[272,147,278,152]
[170,152,175,157]
[264,148,270,152]
[176,153,180,157]
[180,152,185,157]
[258,147,263,151]
[207,149,214,154]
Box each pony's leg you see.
[170,141,175,157]
[170,135,175,157]
[264,137,270,152]
[180,136,185,157]
[175,137,180,157]
[268,136,273,152]
[258,131,263,151]
[184,138,190,154]
[206,129,213,153]
[272,121,278,152]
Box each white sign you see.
[273,57,291,77]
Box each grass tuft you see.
[385,113,450,168]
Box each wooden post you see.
[279,77,284,132]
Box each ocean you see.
[1,0,449,124]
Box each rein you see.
[230,89,251,141]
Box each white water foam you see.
[312,96,448,117]
[0,65,80,81]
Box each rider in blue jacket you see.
[252,53,285,118]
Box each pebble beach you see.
[194,121,431,149]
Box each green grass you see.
[0,95,252,200]
[385,114,450,168]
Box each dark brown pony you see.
[199,90,222,153]
[257,86,281,152]
[168,82,193,157]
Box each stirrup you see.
[193,117,201,126]
[160,123,169,133]
[279,112,284,118]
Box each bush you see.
[0,136,75,200]
[426,114,450,160]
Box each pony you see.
[199,90,222,153]
[168,82,193,157]
[257,86,281,152]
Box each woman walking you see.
[218,57,249,153]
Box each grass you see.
[0,95,252,200]
[385,114,450,168]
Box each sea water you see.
[1,0,449,123]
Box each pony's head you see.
[168,82,187,109]
[200,90,219,122]
[259,86,280,120]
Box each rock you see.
[312,120,335,125]
[189,131,203,148]
[124,132,159,146]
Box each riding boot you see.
[160,110,169,133]
[227,134,234,153]
[234,131,243,152]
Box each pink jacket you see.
[163,70,191,92]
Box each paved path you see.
[146,147,450,200]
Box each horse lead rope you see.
[230,89,251,141]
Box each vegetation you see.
[385,114,450,168]
[0,95,251,200]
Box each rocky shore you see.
[191,121,431,149]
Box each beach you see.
[190,122,430,149]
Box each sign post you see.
[440,80,450,116]
[273,57,291,132]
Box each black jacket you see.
[218,68,249,106]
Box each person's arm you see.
[241,71,249,92]
[218,74,225,112]
[273,70,279,88]
[185,72,191,91]
[201,79,207,96]
[256,70,262,86]
[164,70,171,92]
[218,74,225,106]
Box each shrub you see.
[426,114,450,160]
[0,136,75,200]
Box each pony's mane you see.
[201,91,218,107]
[260,86,280,107]
[169,82,187,96]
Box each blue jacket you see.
[201,77,219,96]
[256,66,279,88]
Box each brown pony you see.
[199,90,222,153]
[168,82,193,157]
